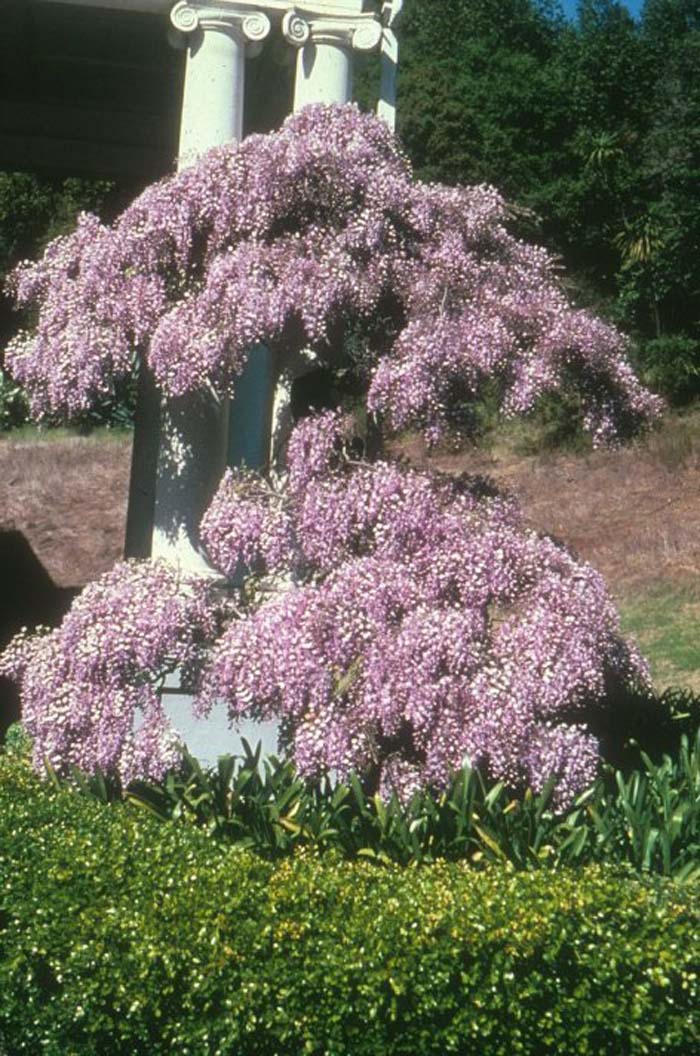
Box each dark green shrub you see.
[0,368,29,430]
[633,335,700,405]
[583,684,700,773]
[0,754,698,1056]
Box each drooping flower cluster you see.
[0,562,217,786]
[201,469,295,580]
[2,107,661,803]
[5,104,662,441]
[198,412,649,804]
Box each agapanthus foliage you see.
[2,105,661,802]
[6,104,661,442]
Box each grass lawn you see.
[619,582,700,693]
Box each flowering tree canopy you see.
[1,562,217,785]
[2,105,661,802]
[6,104,660,443]
[198,412,647,804]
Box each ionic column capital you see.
[171,1,272,46]
[282,7,382,52]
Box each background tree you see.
[392,0,699,403]
[397,0,571,201]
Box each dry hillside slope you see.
[2,412,698,690]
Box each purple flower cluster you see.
[198,412,649,804]
[201,469,294,579]
[5,105,662,440]
[2,107,659,803]
[0,562,216,786]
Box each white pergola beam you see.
[40,0,379,16]
[40,0,172,13]
[39,0,377,13]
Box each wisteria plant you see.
[1,104,663,804]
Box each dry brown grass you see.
[395,416,700,604]
[0,431,131,588]
[3,414,700,600]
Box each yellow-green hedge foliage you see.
[1,758,698,1055]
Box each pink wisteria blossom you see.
[2,106,659,801]
[6,104,661,441]
[198,412,649,804]
[0,562,217,786]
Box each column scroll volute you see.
[170,1,272,49]
[282,7,382,53]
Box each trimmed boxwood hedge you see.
[1,757,699,1056]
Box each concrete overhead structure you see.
[43,0,402,576]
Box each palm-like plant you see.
[614,212,666,267]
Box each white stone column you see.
[283,4,383,111]
[268,3,382,473]
[377,0,402,130]
[172,0,271,157]
[150,1,271,575]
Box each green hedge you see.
[1,758,699,1055]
